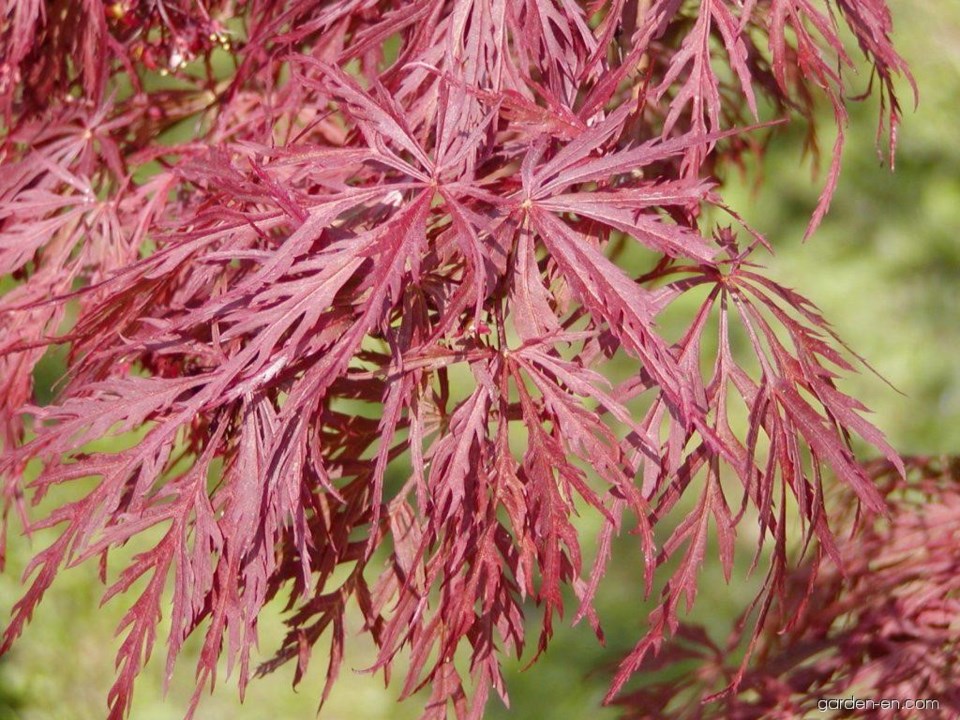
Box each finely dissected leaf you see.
[0,1,912,718]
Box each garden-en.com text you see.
[817,697,940,712]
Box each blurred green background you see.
[1,2,958,718]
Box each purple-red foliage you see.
[0,1,912,718]
[613,456,960,720]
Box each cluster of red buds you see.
[104,0,232,76]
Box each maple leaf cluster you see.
[0,1,912,718]
[615,456,960,720]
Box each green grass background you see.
[1,2,958,718]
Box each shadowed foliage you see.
[613,456,960,719]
